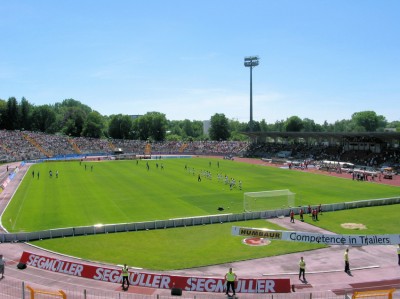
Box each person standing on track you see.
[0,254,5,279]
[121,264,129,290]
[225,267,237,296]
[397,244,400,266]
[344,248,350,274]
[299,256,306,281]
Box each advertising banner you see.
[19,251,291,293]
[232,226,400,246]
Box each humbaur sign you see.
[231,226,400,246]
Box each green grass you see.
[29,204,400,270]
[4,158,399,232]
[31,219,324,270]
[305,204,400,235]
[3,158,400,270]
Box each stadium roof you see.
[243,131,400,143]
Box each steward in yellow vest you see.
[121,264,130,290]
[299,257,306,281]
[225,267,237,296]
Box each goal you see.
[244,189,295,212]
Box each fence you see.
[1,197,400,243]
[4,279,399,299]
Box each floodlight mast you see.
[244,56,259,132]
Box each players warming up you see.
[290,210,295,223]
[184,161,243,192]
[299,208,304,221]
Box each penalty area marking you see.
[341,223,367,230]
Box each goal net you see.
[244,189,295,212]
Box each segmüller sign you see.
[232,226,400,246]
[19,251,291,293]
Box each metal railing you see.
[1,278,399,299]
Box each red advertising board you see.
[20,251,291,293]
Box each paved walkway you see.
[1,161,399,298]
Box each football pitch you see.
[2,157,400,270]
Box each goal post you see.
[243,189,295,212]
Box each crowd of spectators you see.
[1,130,399,170]
[245,141,400,169]
[245,142,342,161]
[0,130,249,162]
[71,137,113,154]
[25,131,72,157]
[0,130,42,162]
[173,140,248,155]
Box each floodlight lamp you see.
[244,61,259,67]
[244,56,259,61]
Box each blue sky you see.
[1,0,399,124]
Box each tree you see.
[387,121,400,132]
[52,99,93,137]
[242,120,260,132]
[120,115,134,139]
[167,120,183,137]
[351,111,381,132]
[0,99,6,129]
[331,119,352,132]
[61,107,87,137]
[166,119,204,139]
[191,120,205,139]
[82,111,105,138]
[165,133,182,141]
[20,97,33,131]
[229,119,250,140]
[31,105,57,133]
[182,119,194,138]
[302,118,319,132]
[376,115,388,132]
[284,116,303,132]
[133,116,150,140]
[133,112,167,141]
[209,113,230,140]
[322,120,330,132]
[5,97,19,130]
[55,98,92,115]
[270,120,285,132]
[149,112,167,141]
[259,119,268,132]
[108,114,133,139]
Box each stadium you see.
[1,131,400,299]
